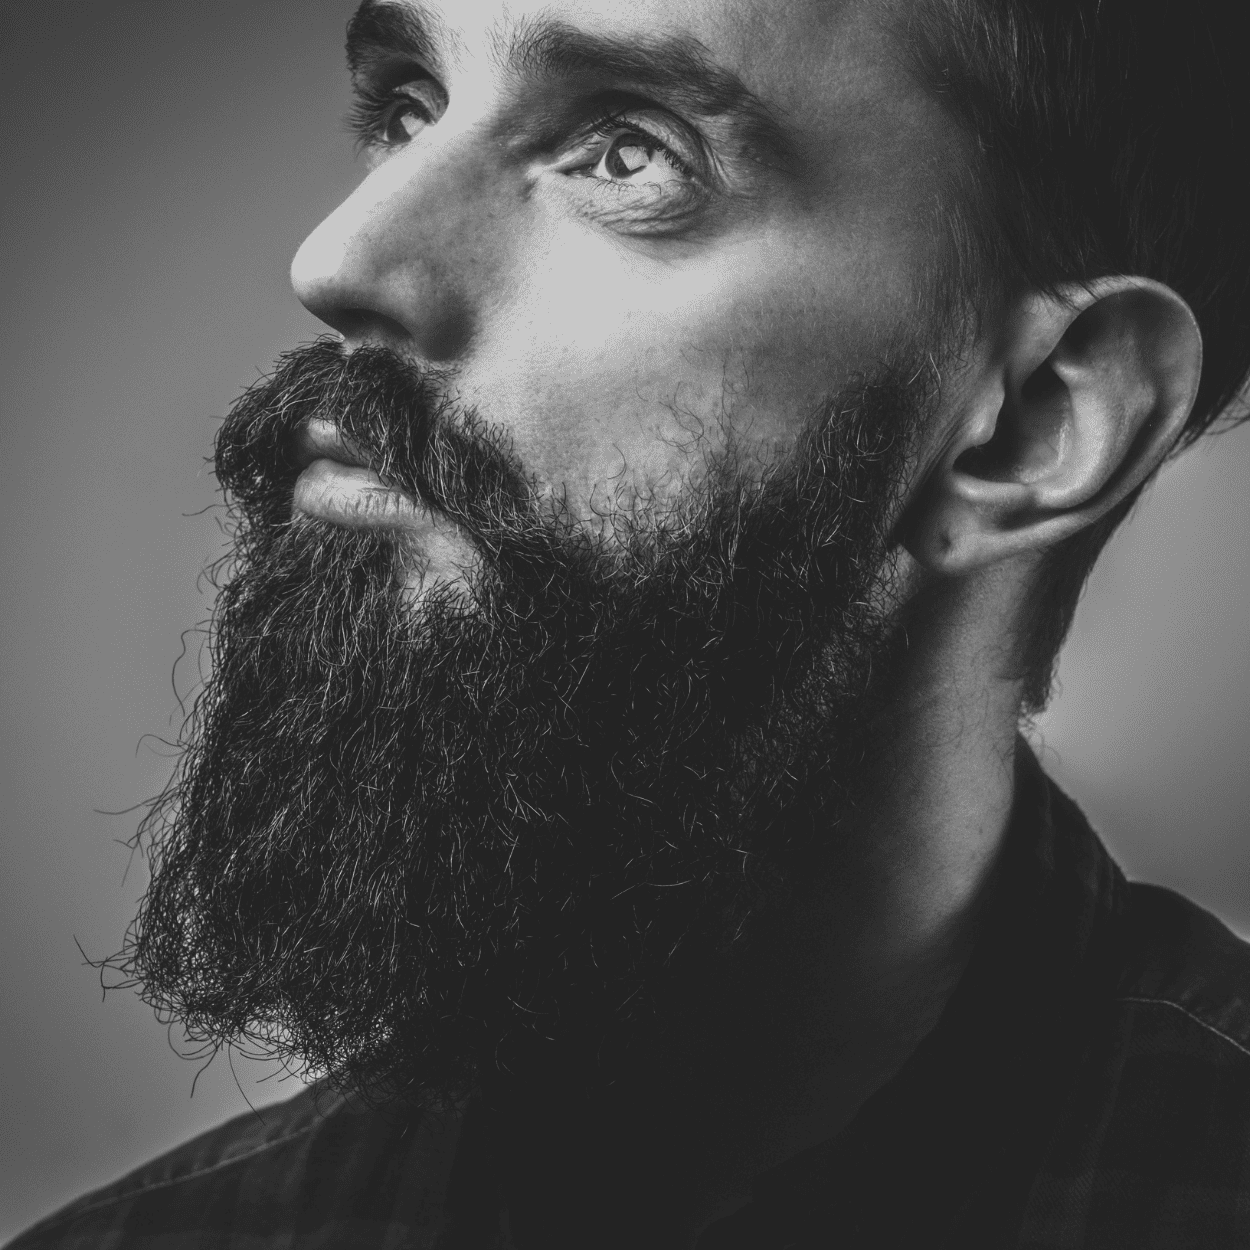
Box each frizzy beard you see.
[107,339,927,1107]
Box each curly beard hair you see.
[110,339,930,1108]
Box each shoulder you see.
[1089,883,1250,1169]
[5,1083,463,1249]
[1116,880,1250,1060]
[1022,883,1250,1247]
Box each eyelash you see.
[583,112,696,181]
[347,82,434,151]
[348,86,694,182]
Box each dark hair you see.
[907,0,1250,709]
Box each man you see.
[10,0,1250,1245]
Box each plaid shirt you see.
[11,744,1250,1249]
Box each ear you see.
[905,276,1203,575]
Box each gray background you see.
[2,1,1247,1239]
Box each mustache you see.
[213,335,925,635]
[214,337,532,539]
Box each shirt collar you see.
[701,738,1129,1247]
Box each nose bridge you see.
[291,138,499,359]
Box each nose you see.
[290,140,488,359]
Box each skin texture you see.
[283,0,1204,1241]
[291,0,957,526]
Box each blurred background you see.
[2,1,1247,1239]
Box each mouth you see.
[289,417,480,596]
[291,417,429,531]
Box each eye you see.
[381,94,430,145]
[560,112,709,231]
[349,78,445,151]
[589,126,691,188]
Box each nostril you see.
[289,184,479,361]
[336,310,416,352]
[339,297,474,361]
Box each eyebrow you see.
[347,0,798,169]
[347,1,448,77]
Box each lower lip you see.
[292,458,434,530]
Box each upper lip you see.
[291,418,373,472]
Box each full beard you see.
[114,339,930,1110]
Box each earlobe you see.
[905,277,1203,576]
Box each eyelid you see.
[348,71,446,153]
[583,113,695,180]
[550,115,715,237]
[600,101,712,180]
[351,53,444,98]
[560,103,714,185]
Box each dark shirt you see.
[11,745,1250,1248]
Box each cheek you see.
[452,217,915,515]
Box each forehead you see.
[351,0,907,120]
[416,0,860,46]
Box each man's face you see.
[291,0,957,551]
[121,0,966,1108]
